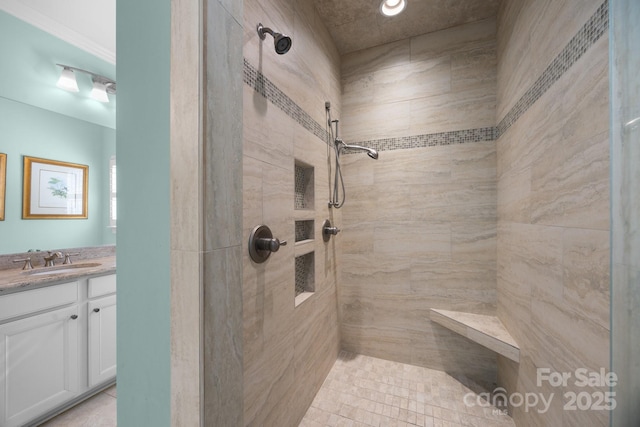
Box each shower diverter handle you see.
[248,225,287,263]
[256,237,287,252]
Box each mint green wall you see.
[116,0,171,424]
[0,97,115,254]
[0,11,115,129]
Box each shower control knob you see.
[325,226,340,235]
[322,219,340,242]
[248,225,287,263]
[256,237,287,252]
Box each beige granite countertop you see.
[0,256,116,295]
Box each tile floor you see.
[300,352,516,427]
[35,353,515,427]
[38,384,117,427]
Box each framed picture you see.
[0,153,6,221]
[22,156,88,219]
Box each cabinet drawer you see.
[0,281,78,322]
[88,274,116,298]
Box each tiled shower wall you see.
[611,1,640,424]
[339,19,499,386]
[242,0,342,425]
[495,1,610,425]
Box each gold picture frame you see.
[22,156,88,219]
[0,153,6,221]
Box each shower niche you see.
[294,161,314,211]
[294,221,315,307]
[295,252,315,301]
[294,160,315,306]
[295,220,314,243]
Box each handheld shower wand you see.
[335,139,379,159]
[325,105,379,208]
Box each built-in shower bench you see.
[430,309,520,363]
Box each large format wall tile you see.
[203,246,244,426]
[242,1,341,425]
[495,2,610,425]
[529,0,603,79]
[341,100,412,142]
[410,18,496,62]
[409,87,496,135]
[342,19,496,143]
[170,0,203,423]
[244,0,340,126]
[203,1,244,252]
[562,228,610,330]
[342,39,411,78]
[496,0,538,121]
[451,44,497,92]
[339,138,497,385]
[373,56,452,104]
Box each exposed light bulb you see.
[56,67,79,92]
[90,81,110,103]
[380,0,406,16]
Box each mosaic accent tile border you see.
[243,59,328,142]
[243,59,494,152]
[344,127,496,154]
[496,1,608,137]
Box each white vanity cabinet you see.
[87,275,117,387]
[0,304,80,427]
[0,274,116,427]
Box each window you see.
[109,156,116,231]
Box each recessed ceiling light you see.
[380,0,406,17]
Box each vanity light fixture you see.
[90,81,110,103]
[55,64,116,103]
[56,67,79,92]
[379,0,406,17]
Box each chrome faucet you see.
[43,251,63,267]
[63,252,80,264]
[13,257,33,270]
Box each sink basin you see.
[24,263,102,276]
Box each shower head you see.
[257,23,292,55]
[335,139,379,160]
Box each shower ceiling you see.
[313,0,500,54]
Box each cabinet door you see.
[0,306,80,427]
[88,295,117,387]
